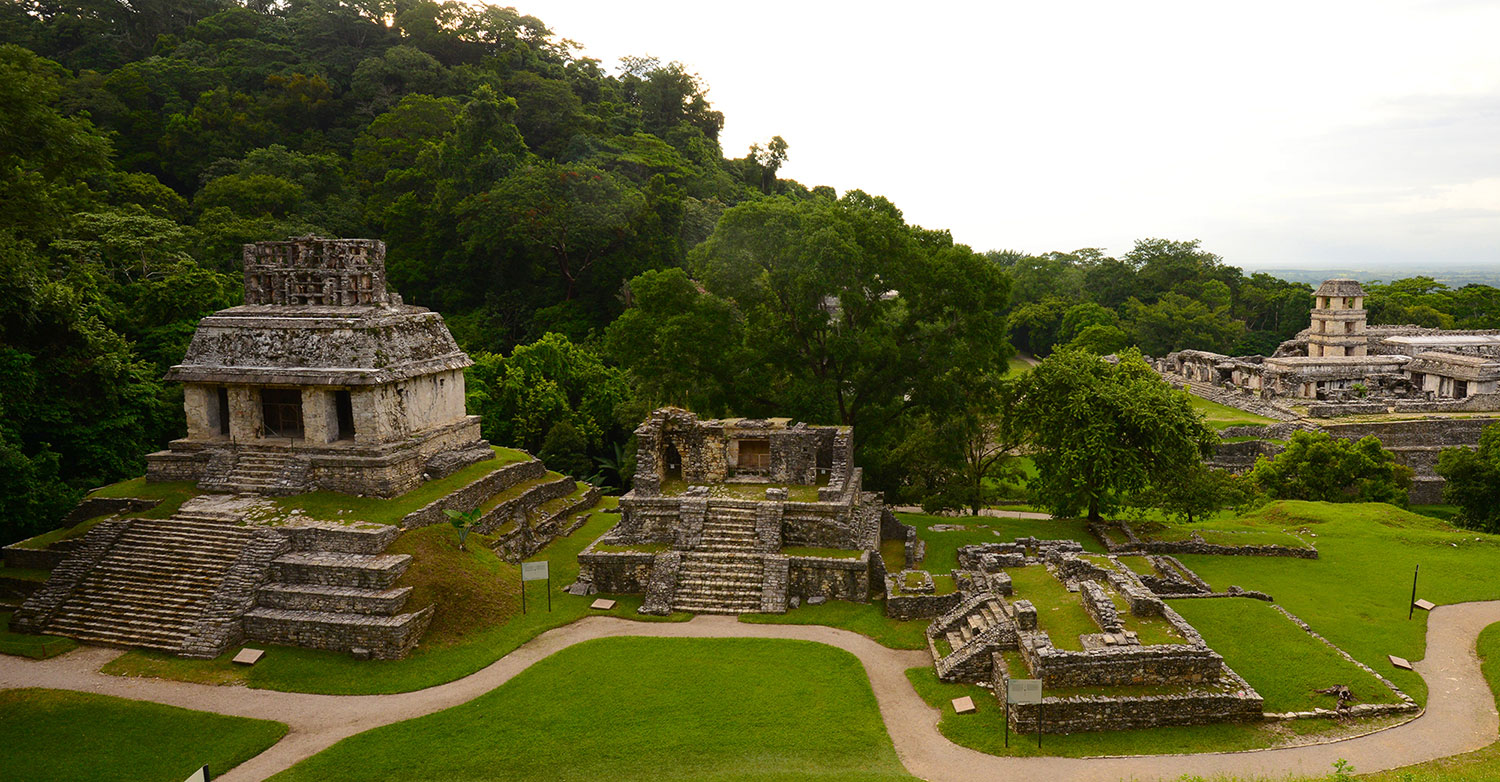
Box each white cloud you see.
[510,0,1500,269]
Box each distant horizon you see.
[518,1,1500,272]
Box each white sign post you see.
[1006,679,1043,748]
[521,560,550,613]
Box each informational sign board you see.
[1007,679,1042,705]
[521,561,549,582]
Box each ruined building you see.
[146,237,492,496]
[576,408,889,614]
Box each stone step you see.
[44,620,186,651]
[55,602,201,628]
[672,598,760,613]
[257,583,412,615]
[72,587,212,613]
[242,606,432,660]
[104,542,245,562]
[271,552,411,589]
[677,577,764,591]
[89,560,232,580]
[945,631,965,655]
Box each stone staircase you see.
[40,514,258,652]
[203,449,311,495]
[928,591,1016,682]
[243,528,432,659]
[673,505,765,614]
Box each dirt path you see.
[3,602,1498,782]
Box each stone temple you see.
[577,408,888,614]
[146,237,492,496]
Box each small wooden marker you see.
[232,648,264,666]
[1414,599,1436,611]
[590,598,617,610]
[951,696,976,714]
[1388,655,1413,670]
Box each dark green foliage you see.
[1436,421,1500,532]
[1251,431,1413,505]
[538,421,592,480]
[1012,348,1218,522]
[1139,464,1249,524]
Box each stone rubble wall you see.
[270,552,410,589]
[1093,521,1319,559]
[787,554,872,602]
[1208,439,1286,473]
[1000,665,1265,733]
[10,519,134,633]
[474,475,576,535]
[491,486,601,564]
[760,555,790,613]
[281,521,401,554]
[257,584,411,614]
[576,550,656,594]
[180,528,291,658]
[1079,581,1123,634]
[638,551,682,615]
[885,577,964,620]
[399,456,544,529]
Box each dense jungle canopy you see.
[4,0,1499,543]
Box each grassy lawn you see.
[1186,393,1278,430]
[1111,594,1185,646]
[1006,565,1096,651]
[0,611,77,659]
[896,511,1103,574]
[270,637,914,782]
[0,688,287,782]
[264,446,531,525]
[103,498,692,694]
[1171,598,1402,712]
[906,666,1386,758]
[1173,501,1500,706]
[741,599,929,650]
[1117,555,1157,577]
[1130,518,1311,549]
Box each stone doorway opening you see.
[664,443,682,481]
[261,389,304,439]
[737,439,770,475]
[334,389,356,440]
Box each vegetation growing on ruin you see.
[0,688,287,782]
[269,638,913,782]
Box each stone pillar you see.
[674,498,707,551]
[228,386,261,441]
[350,387,381,445]
[302,388,335,444]
[183,384,216,440]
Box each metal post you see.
[547,571,552,612]
[1004,698,1009,748]
[521,577,527,615]
[1409,564,1419,620]
[1037,700,1042,749]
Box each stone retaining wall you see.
[244,605,433,660]
[1000,664,1264,733]
[1093,521,1318,559]
[399,457,544,529]
[577,550,657,593]
[181,528,290,658]
[476,475,577,535]
[885,577,964,620]
[787,554,871,602]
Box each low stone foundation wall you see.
[787,554,871,602]
[1004,673,1264,733]
[577,550,657,594]
[885,578,963,620]
[476,475,577,535]
[1093,522,1318,559]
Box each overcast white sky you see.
[513,1,1500,271]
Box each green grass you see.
[1110,593,1185,646]
[591,542,669,554]
[896,511,1103,574]
[103,497,691,694]
[741,599,929,650]
[1176,500,1500,706]
[1131,518,1311,549]
[1410,504,1462,522]
[0,611,77,659]
[0,566,50,582]
[1187,393,1279,430]
[1171,598,1401,712]
[0,688,287,782]
[87,477,202,519]
[782,546,865,559]
[880,537,906,573]
[906,666,1377,757]
[270,637,914,782]
[1117,555,1157,577]
[1007,355,1035,374]
[265,446,530,525]
[1005,566,1096,651]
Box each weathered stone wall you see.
[244,606,432,660]
[787,554,871,602]
[760,554,789,613]
[400,457,543,529]
[10,519,133,633]
[1004,676,1264,733]
[1079,581,1123,633]
[181,528,290,658]
[474,475,576,535]
[1099,522,1318,559]
[1208,439,1285,473]
[577,550,656,594]
[639,551,682,615]
[885,581,963,620]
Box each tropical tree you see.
[1436,422,1500,532]
[1250,432,1413,505]
[1012,348,1217,522]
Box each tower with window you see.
[1306,278,1368,358]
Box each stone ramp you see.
[672,505,765,614]
[17,514,267,654]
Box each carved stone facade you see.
[145,237,491,497]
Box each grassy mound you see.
[269,637,913,782]
[0,688,286,782]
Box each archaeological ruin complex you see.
[577,408,885,614]
[8,237,597,660]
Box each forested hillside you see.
[4,1,1499,544]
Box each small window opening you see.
[335,390,355,440]
[217,387,230,435]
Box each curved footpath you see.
[2,602,1499,782]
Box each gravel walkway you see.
[3,602,1498,782]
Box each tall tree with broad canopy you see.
[1012,348,1217,522]
[689,191,1013,449]
[1435,421,1500,532]
[1250,431,1413,505]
